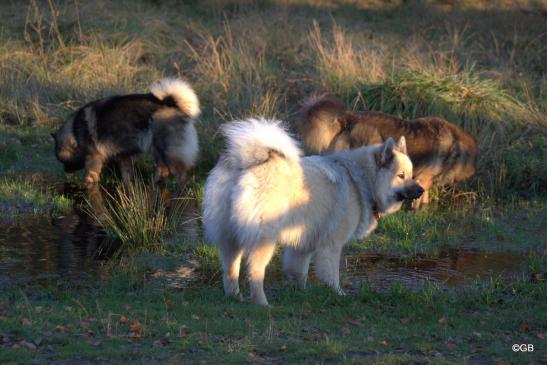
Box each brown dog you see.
[296,95,478,208]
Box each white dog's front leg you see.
[247,242,276,306]
[314,245,345,295]
[282,248,312,289]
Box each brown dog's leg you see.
[412,175,433,209]
[86,182,106,217]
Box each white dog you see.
[203,118,423,305]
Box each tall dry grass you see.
[309,21,385,99]
[186,25,282,118]
[0,0,545,197]
[0,0,163,125]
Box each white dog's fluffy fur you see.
[203,118,423,305]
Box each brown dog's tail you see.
[296,95,347,154]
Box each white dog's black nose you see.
[398,184,425,201]
[413,185,425,199]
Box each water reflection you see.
[0,183,112,289]
[344,250,526,290]
[0,212,109,288]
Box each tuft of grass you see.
[361,66,535,132]
[527,250,546,276]
[88,178,187,256]
[357,208,445,256]
[186,24,282,121]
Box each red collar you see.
[373,211,380,221]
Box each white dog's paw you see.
[284,273,308,290]
[225,290,243,302]
[335,287,347,296]
[248,294,270,306]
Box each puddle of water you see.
[0,183,201,289]
[343,250,527,290]
[0,211,111,289]
[0,181,528,291]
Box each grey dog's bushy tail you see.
[150,78,201,119]
[222,118,302,170]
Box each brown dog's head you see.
[51,113,85,173]
[374,136,424,214]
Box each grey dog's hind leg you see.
[154,162,170,183]
[168,158,189,190]
[220,241,244,299]
[118,157,135,186]
[247,242,276,306]
[282,248,312,289]
[314,245,345,295]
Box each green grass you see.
[0,273,544,364]
[354,197,547,256]
[0,126,60,174]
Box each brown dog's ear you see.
[378,137,395,166]
[396,136,407,154]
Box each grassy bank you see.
[0,177,71,224]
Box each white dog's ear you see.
[378,137,395,166]
[396,136,407,154]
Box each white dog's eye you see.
[397,173,405,179]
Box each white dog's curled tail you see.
[150,78,201,119]
[222,118,302,170]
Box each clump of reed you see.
[88,178,188,255]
